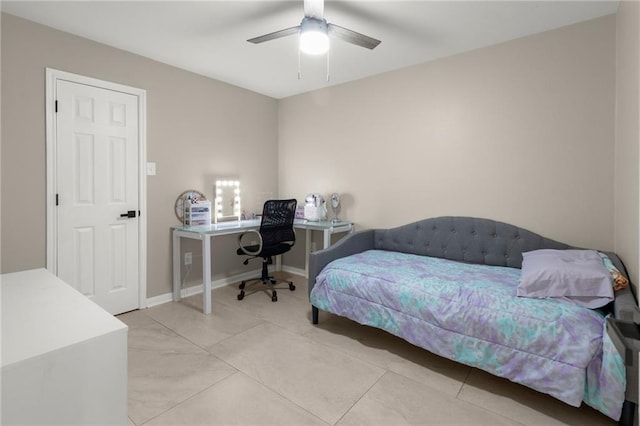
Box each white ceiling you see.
[2,1,619,99]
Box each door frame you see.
[45,68,147,310]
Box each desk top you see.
[173,218,353,235]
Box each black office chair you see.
[236,199,297,302]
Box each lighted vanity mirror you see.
[214,180,241,223]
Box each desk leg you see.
[305,229,312,279]
[323,229,331,249]
[172,231,181,302]
[203,235,212,315]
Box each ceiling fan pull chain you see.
[326,48,330,82]
[297,47,302,80]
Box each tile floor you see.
[119,272,616,426]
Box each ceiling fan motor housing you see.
[300,16,328,33]
[299,16,330,55]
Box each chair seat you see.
[236,243,293,258]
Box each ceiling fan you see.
[247,0,381,55]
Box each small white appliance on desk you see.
[304,193,327,221]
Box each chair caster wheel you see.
[237,291,245,301]
[289,282,296,291]
[272,291,277,302]
[239,282,246,290]
[270,279,277,284]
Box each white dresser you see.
[1,268,128,425]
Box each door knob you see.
[120,210,137,218]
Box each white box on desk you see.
[184,200,212,226]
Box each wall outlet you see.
[184,252,192,265]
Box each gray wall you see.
[279,16,617,254]
[0,13,279,297]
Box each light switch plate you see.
[146,162,156,176]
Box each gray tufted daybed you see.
[308,216,636,423]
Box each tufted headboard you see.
[309,216,634,318]
[374,216,569,269]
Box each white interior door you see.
[54,79,140,314]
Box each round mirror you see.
[330,193,340,223]
[330,193,340,209]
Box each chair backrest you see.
[259,199,297,247]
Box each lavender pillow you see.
[517,249,614,309]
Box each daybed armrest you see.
[308,229,375,298]
[602,251,638,320]
[615,287,637,321]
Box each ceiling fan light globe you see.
[300,30,329,55]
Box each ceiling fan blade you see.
[247,26,300,44]
[327,23,381,50]
[304,0,324,19]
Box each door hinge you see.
[55,100,58,113]
[56,194,59,206]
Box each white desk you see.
[172,219,353,314]
[1,269,128,425]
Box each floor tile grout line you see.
[332,370,389,426]
[125,311,217,358]
[140,305,278,374]
[455,366,473,399]
[125,307,253,424]
[300,317,465,392]
[234,371,333,426]
[205,320,269,349]
[453,394,529,426]
[453,368,529,426]
[136,370,242,426]
[146,312,332,425]
[300,327,389,373]
[201,319,376,426]
[150,316,218,353]
[302,320,505,418]
[128,314,213,355]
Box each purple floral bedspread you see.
[310,250,626,420]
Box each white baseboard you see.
[282,265,306,277]
[145,292,173,308]
[145,266,306,308]
[145,268,261,308]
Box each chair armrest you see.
[238,230,263,256]
[308,229,376,299]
